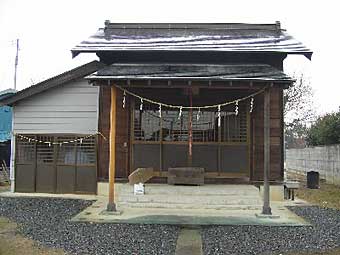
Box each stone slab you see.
[175,228,202,255]
[100,210,123,216]
[128,168,154,185]
[284,181,300,189]
[168,167,204,185]
[255,213,280,219]
[71,198,311,226]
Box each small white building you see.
[0,61,104,194]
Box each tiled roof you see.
[87,63,293,82]
[72,22,312,59]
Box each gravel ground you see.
[0,197,179,255]
[1,197,340,255]
[202,206,340,255]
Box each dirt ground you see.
[0,185,65,255]
[0,217,65,255]
[287,171,340,210]
[0,185,9,193]
[286,171,340,255]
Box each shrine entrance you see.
[129,87,251,178]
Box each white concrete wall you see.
[13,79,99,134]
[285,145,340,185]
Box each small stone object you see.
[168,167,204,185]
[284,181,300,200]
[134,183,145,195]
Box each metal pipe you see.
[10,131,16,192]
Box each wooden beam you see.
[262,87,272,215]
[107,86,117,211]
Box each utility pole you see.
[14,39,19,90]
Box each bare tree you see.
[284,74,315,148]
[284,74,314,122]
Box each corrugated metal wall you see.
[13,79,99,134]
[0,106,12,142]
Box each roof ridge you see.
[72,21,312,60]
[0,60,105,106]
[103,21,281,31]
[0,88,17,96]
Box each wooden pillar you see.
[107,85,117,211]
[262,87,272,215]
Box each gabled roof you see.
[72,21,312,59]
[87,63,293,83]
[0,89,17,101]
[0,61,105,106]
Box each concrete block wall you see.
[285,145,340,185]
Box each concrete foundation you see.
[97,182,109,196]
[98,183,263,209]
[259,185,284,201]
[1,182,309,226]
[71,197,309,226]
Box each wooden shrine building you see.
[73,21,311,188]
[1,21,311,213]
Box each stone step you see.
[118,202,262,210]
[115,183,263,210]
[117,194,262,205]
[118,184,260,196]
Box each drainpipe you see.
[10,125,15,192]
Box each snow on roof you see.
[72,22,312,59]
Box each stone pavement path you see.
[175,226,203,255]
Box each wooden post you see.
[107,85,117,211]
[262,87,272,215]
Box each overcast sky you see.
[0,0,339,114]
